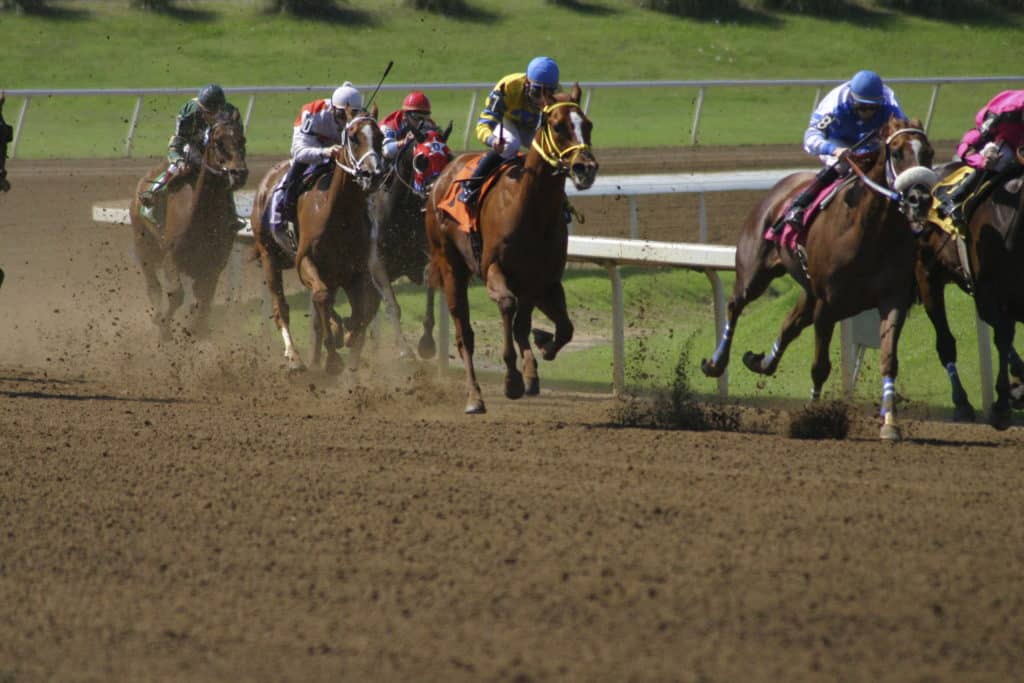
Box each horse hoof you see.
[701,357,724,378]
[952,402,976,423]
[465,400,487,414]
[325,356,344,376]
[506,372,525,400]
[742,351,771,375]
[525,376,540,396]
[417,336,437,360]
[989,405,1012,431]
[286,358,307,374]
[880,423,902,442]
[532,328,554,347]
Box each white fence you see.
[91,169,995,406]
[10,75,1024,158]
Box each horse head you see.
[408,123,453,194]
[879,116,938,230]
[532,83,599,190]
[201,109,249,191]
[338,103,384,192]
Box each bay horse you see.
[250,107,385,374]
[130,109,248,340]
[424,84,598,414]
[368,121,453,359]
[916,150,1024,429]
[0,90,12,193]
[700,117,938,441]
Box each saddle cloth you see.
[765,175,851,250]
[438,155,515,233]
[928,165,974,236]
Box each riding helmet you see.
[197,84,226,111]
[332,82,363,110]
[526,57,560,88]
[849,70,885,105]
[402,91,432,114]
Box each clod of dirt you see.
[787,401,850,440]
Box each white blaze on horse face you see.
[569,110,586,145]
[355,120,380,172]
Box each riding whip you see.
[363,60,394,111]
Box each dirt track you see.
[2,148,1023,682]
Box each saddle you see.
[767,175,855,250]
[929,167,1021,238]
[439,155,520,234]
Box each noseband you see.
[531,101,592,174]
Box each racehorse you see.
[700,117,938,441]
[368,121,453,359]
[916,150,1024,429]
[130,109,248,340]
[424,84,598,414]
[250,107,385,374]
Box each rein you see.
[531,101,590,172]
[845,126,927,203]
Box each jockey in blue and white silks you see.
[775,70,906,233]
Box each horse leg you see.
[989,315,1015,430]
[533,281,574,362]
[368,243,413,359]
[485,263,524,400]
[809,301,836,401]
[918,267,975,421]
[159,252,185,341]
[878,302,910,442]
[418,280,437,360]
[261,251,305,372]
[135,237,166,332]
[439,252,484,413]
[742,288,815,376]
[341,272,383,374]
[702,258,782,378]
[512,300,540,396]
[189,272,218,340]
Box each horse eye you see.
[893,150,903,162]
[554,123,567,135]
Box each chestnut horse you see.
[425,84,599,414]
[368,121,453,359]
[130,109,248,339]
[701,117,938,441]
[917,152,1024,429]
[250,108,385,374]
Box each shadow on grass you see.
[3,2,90,20]
[547,0,618,16]
[262,3,375,26]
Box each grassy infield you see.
[4,0,1023,415]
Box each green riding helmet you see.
[197,84,226,112]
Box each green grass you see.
[2,0,1024,157]
[259,264,985,417]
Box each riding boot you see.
[139,167,174,207]
[281,161,308,222]
[772,165,840,236]
[938,168,981,229]
[459,150,504,212]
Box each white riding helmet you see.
[331,82,363,110]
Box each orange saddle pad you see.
[438,155,513,233]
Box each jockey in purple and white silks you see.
[774,70,906,234]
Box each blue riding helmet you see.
[197,83,226,111]
[849,70,884,105]
[526,56,560,88]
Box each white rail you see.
[91,171,994,405]
[10,75,1024,158]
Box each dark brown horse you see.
[424,84,598,414]
[917,152,1024,429]
[701,117,938,440]
[368,122,453,359]
[250,108,385,374]
[130,109,248,339]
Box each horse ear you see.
[571,82,582,104]
[442,120,453,142]
[369,103,379,119]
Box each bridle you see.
[531,101,592,174]
[844,126,935,225]
[335,114,381,181]
[200,118,246,177]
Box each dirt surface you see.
[3,147,1024,683]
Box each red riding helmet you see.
[402,91,431,114]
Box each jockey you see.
[773,70,906,235]
[267,81,364,251]
[458,56,561,209]
[0,90,11,192]
[939,90,1024,227]
[139,84,240,209]
[380,91,437,165]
